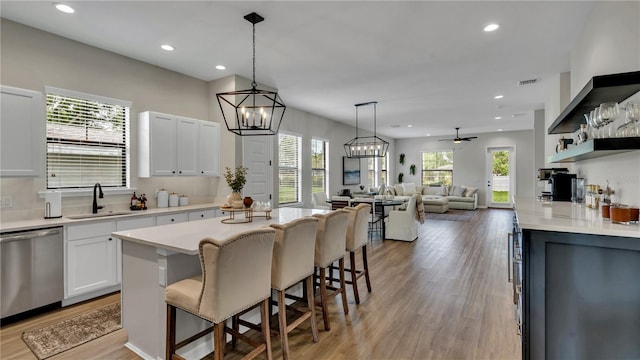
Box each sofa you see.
[374,183,478,213]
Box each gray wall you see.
[395,129,535,207]
[0,19,378,219]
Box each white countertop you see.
[112,207,330,255]
[0,203,221,233]
[515,197,640,238]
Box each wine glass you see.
[626,99,640,136]
[599,102,619,138]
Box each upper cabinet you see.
[0,85,45,177]
[548,71,640,134]
[138,111,220,177]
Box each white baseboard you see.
[62,285,120,306]
[124,342,156,360]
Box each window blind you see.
[380,153,388,186]
[45,87,130,189]
[278,133,301,204]
[311,138,327,194]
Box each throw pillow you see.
[424,186,440,195]
[403,182,417,196]
[415,185,424,195]
[436,186,449,196]
[464,186,479,198]
[395,184,404,196]
[379,183,386,195]
[385,187,396,196]
[452,186,466,197]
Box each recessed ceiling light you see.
[161,44,174,51]
[54,3,75,13]
[484,23,499,32]
[497,128,503,132]
[215,65,226,70]
[494,95,504,100]
[494,116,502,120]
[426,134,431,136]
[407,125,413,128]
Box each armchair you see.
[385,195,418,242]
[312,192,331,210]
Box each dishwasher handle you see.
[0,228,61,243]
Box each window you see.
[368,158,376,188]
[421,150,453,186]
[46,87,130,189]
[380,152,388,186]
[278,133,301,205]
[311,138,328,194]
[365,152,389,188]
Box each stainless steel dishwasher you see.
[1,226,63,320]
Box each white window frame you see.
[278,131,302,206]
[42,86,132,197]
[311,137,329,195]
[421,150,454,186]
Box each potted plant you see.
[399,153,405,165]
[409,164,416,175]
[224,166,248,205]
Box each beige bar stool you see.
[312,210,350,331]
[269,217,320,360]
[165,227,276,360]
[343,203,373,304]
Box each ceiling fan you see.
[438,127,478,143]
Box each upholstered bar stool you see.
[268,217,320,360]
[312,210,350,331]
[343,203,373,304]
[165,227,276,360]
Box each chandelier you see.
[216,12,286,136]
[344,101,389,158]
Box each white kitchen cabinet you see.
[156,212,189,226]
[198,121,220,176]
[65,221,117,298]
[188,209,217,221]
[0,85,45,177]
[138,111,219,177]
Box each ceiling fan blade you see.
[437,138,456,142]
[461,136,478,140]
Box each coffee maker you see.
[549,173,576,201]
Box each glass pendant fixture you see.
[216,12,286,136]
[344,101,389,158]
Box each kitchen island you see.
[111,207,328,360]
[513,198,640,360]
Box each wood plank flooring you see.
[0,208,520,360]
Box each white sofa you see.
[379,183,478,212]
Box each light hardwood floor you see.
[0,208,520,360]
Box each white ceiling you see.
[0,1,595,139]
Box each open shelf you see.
[547,71,640,134]
[548,137,640,163]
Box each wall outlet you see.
[1,195,13,208]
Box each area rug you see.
[425,209,478,222]
[22,302,121,359]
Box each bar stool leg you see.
[213,321,225,360]
[305,275,319,342]
[349,251,360,304]
[260,298,273,360]
[339,258,349,314]
[318,267,331,331]
[363,246,372,292]
[277,290,290,360]
[166,304,176,360]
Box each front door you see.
[486,146,515,208]
[242,136,273,204]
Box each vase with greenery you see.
[398,172,404,183]
[399,153,405,165]
[224,166,248,205]
[409,164,416,175]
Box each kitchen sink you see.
[66,211,133,219]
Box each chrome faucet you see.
[92,183,104,214]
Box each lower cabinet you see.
[65,221,117,298]
[64,207,217,302]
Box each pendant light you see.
[216,12,286,136]
[344,101,390,158]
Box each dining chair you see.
[267,216,320,360]
[165,227,276,360]
[343,203,373,304]
[312,210,350,331]
[312,192,331,210]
